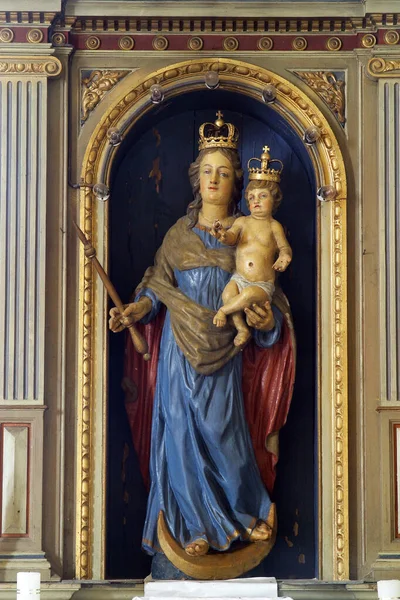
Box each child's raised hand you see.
[210,220,223,240]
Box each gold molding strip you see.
[0,56,62,77]
[77,58,348,581]
[76,184,94,580]
[333,199,347,579]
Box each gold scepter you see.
[73,221,151,361]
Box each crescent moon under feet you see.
[157,504,277,580]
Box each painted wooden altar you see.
[0,0,398,597]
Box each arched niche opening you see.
[106,89,316,580]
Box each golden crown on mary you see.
[248,146,284,183]
[198,111,239,150]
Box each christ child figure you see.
[212,146,292,347]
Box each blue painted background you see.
[107,91,317,579]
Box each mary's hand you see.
[109,297,152,332]
[244,301,275,332]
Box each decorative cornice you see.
[0,55,62,76]
[367,56,400,77]
[0,12,57,25]
[0,12,398,52]
[294,71,346,126]
[71,15,399,35]
[64,15,400,53]
[81,69,130,124]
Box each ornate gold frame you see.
[76,58,348,581]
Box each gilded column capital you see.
[0,55,62,77]
[367,56,400,79]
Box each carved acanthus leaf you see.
[294,71,346,126]
[81,69,130,124]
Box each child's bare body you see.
[212,186,292,347]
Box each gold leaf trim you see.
[223,36,239,51]
[257,37,273,51]
[52,32,66,46]
[27,28,44,44]
[188,36,204,51]
[81,70,129,124]
[367,57,400,78]
[76,183,95,580]
[384,30,400,45]
[0,28,14,43]
[361,33,377,48]
[294,71,346,126]
[152,35,169,51]
[292,37,307,51]
[118,36,135,51]
[333,199,347,580]
[0,56,61,76]
[326,37,343,51]
[85,35,101,50]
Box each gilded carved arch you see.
[76,58,348,581]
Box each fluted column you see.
[0,52,61,581]
[378,78,400,404]
[365,55,400,576]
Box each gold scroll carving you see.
[294,71,345,126]
[0,56,62,76]
[367,57,400,78]
[81,70,129,124]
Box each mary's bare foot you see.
[249,520,272,542]
[213,310,227,328]
[185,539,209,556]
[233,328,251,347]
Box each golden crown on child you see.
[198,111,240,150]
[248,146,284,183]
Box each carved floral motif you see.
[294,71,346,126]
[81,70,129,124]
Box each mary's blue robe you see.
[137,228,282,554]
